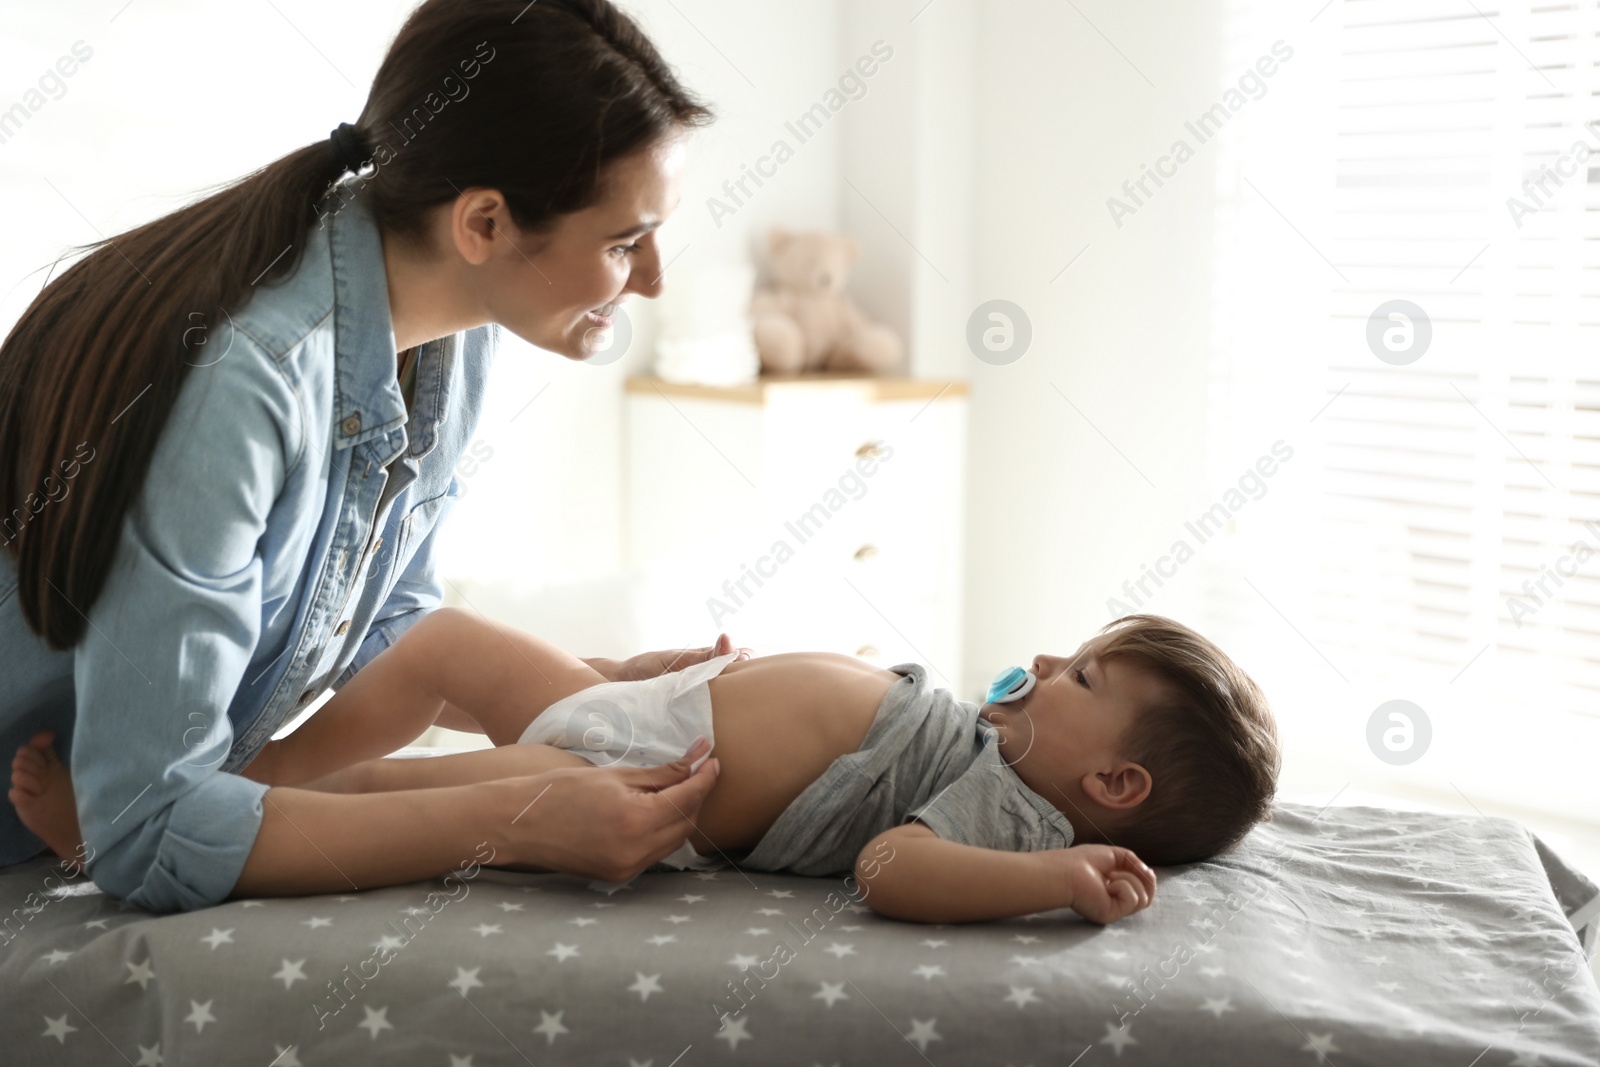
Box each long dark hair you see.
[0,0,713,649]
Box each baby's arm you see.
[853,822,1157,924]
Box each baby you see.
[9,610,1280,925]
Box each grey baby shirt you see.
[732,662,1075,876]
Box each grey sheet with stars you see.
[2,801,1597,1065]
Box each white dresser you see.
[623,374,969,690]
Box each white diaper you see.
[517,651,741,871]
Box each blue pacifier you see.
[986,666,1036,705]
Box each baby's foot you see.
[8,731,86,865]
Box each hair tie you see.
[328,122,371,174]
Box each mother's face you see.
[483,133,687,361]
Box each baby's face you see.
[980,634,1161,812]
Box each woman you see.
[0,0,738,913]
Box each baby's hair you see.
[1087,614,1281,866]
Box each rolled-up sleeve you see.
[72,328,300,913]
[332,473,458,688]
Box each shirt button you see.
[341,413,361,435]
[335,620,351,635]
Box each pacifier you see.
[986,665,1036,705]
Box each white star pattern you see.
[744,927,771,936]
[663,915,692,924]
[533,1010,569,1045]
[678,894,706,904]
[495,902,525,912]
[756,907,784,916]
[645,934,678,946]
[135,1042,163,1065]
[912,964,946,980]
[814,981,849,1007]
[449,967,485,995]
[629,972,664,1001]
[1302,1032,1340,1061]
[302,917,333,929]
[200,928,235,950]
[358,1006,392,1040]
[729,953,761,970]
[824,943,857,959]
[1200,997,1235,1018]
[42,1014,76,1044]
[1100,1021,1137,1055]
[570,917,599,927]
[82,918,109,930]
[905,1018,941,1052]
[920,938,948,948]
[125,959,156,990]
[1004,986,1039,1009]
[547,943,581,962]
[273,959,307,990]
[270,1045,303,1066]
[472,924,503,938]
[716,1015,753,1050]
[767,889,794,899]
[184,1000,217,1034]
[41,949,71,964]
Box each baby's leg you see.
[265,606,607,787]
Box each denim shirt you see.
[0,179,497,912]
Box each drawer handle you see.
[855,440,886,460]
[853,544,879,562]
[855,645,880,659]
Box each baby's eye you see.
[1075,668,1089,687]
[611,242,643,257]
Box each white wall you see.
[961,0,1225,694]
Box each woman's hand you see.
[1057,844,1157,925]
[604,633,752,682]
[492,737,721,883]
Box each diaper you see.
[517,651,741,871]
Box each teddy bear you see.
[748,227,905,376]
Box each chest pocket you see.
[383,482,456,593]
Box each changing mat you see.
[2,799,1596,1065]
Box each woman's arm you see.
[233,743,722,896]
[853,822,1156,924]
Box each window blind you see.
[1320,0,1599,720]
[1206,0,1599,814]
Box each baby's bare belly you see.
[687,653,899,854]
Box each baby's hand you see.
[1057,844,1156,924]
